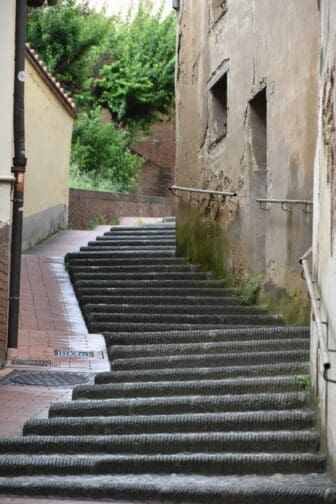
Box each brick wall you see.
[132,122,176,197]
[0,224,9,365]
[69,189,174,230]
[136,160,175,197]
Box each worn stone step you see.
[88,313,282,327]
[87,239,177,247]
[108,225,175,231]
[74,279,228,289]
[0,474,335,503]
[110,349,308,370]
[66,257,187,267]
[103,326,309,346]
[72,272,210,281]
[107,339,309,359]
[80,246,176,252]
[90,322,282,333]
[0,453,326,477]
[80,295,242,307]
[71,264,199,273]
[72,376,304,400]
[0,431,319,455]
[76,287,240,299]
[65,248,175,264]
[83,304,265,316]
[49,393,308,418]
[101,230,176,235]
[23,410,315,436]
[95,362,310,384]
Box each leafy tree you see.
[27,0,112,95]
[71,109,144,192]
[93,6,176,127]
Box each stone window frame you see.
[208,65,229,146]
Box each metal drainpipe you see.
[8,0,27,348]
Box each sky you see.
[88,0,172,18]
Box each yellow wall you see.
[24,58,73,220]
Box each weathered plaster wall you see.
[175,0,319,309]
[312,0,336,479]
[23,57,73,250]
[0,0,15,364]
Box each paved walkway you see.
[0,218,164,503]
[0,218,163,438]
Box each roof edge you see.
[25,44,77,119]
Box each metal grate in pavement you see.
[0,370,94,387]
[11,359,51,367]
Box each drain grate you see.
[54,350,94,358]
[11,359,51,367]
[0,370,94,387]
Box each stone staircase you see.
[0,221,335,503]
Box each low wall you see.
[0,224,9,365]
[69,189,174,230]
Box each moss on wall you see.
[176,214,311,325]
[176,215,234,285]
[257,281,310,326]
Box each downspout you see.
[8,0,27,348]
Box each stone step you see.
[80,295,242,307]
[108,225,175,231]
[72,272,210,281]
[95,362,310,383]
[90,322,283,333]
[107,338,309,359]
[88,312,281,325]
[0,431,319,455]
[23,410,315,436]
[76,288,240,299]
[65,250,177,260]
[80,246,176,252]
[110,349,308,370]
[103,326,309,346]
[88,321,280,333]
[0,453,326,477]
[66,257,187,267]
[87,239,177,246]
[71,264,199,273]
[72,376,304,400]
[74,279,229,289]
[0,474,334,503]
[102,231,176,237]
[83,303,266,316]
[49,393,308,418]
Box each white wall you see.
[0,0,15,224]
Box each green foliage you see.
[27,0,111,95]
[70,110,144,192]
[239,282,261,306]
[293,375,311,392]
[27,1,176,192]
[93,6,176,127]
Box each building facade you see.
[312,0,336,477]
[175,0,336,480]
[175,0,319,323]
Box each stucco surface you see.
[24,57,73,242]
[175,0,319,294]
[312,0,336,479]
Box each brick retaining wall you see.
[0,224,9,365]
[69,189,174,230]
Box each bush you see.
[70,109,144,192]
